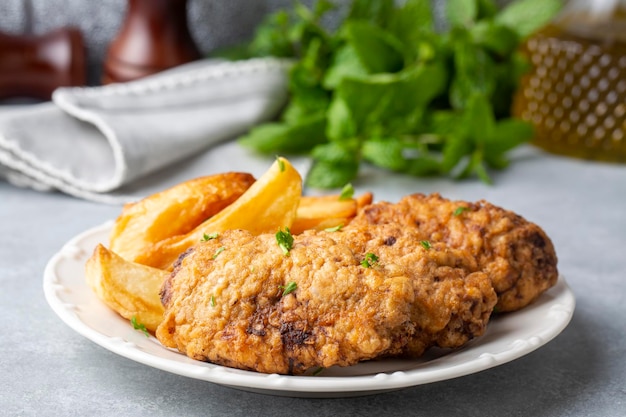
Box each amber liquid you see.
[513,19,626,162]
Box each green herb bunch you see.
[231,0,561,188]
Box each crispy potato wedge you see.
[110,172,255,263]
[291,192,374,234]
[86,244,167,332]
[135,157,302,269]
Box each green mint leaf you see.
[476,0,498,19]
[239,116,327,154]
[334,63,447,137]
[344,20,405,74]
[446,0,478,28]
[306,159,359,189]
[247,10,296,58]
[420,240,432,250]
[464,93,496,145]
[449,35,496,110]
[348,0,395,27]
[470,21,520,57]
[322,44,370,90]
[485,119,534,155]
[474,158,493,185]
[405,155,442,177]
[388,0,434,45]
[362,138,409,172]
[325,97,358,141]
[313,0,336,19]
[495,0,562,39]
[210,295,217,307]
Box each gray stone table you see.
[1,142,625,416]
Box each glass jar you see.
[512,0,626,162]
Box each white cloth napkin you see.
[0,58,291,204]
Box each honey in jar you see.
[513,0,626,162]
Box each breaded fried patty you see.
[349,193,559,312]
[157,227,496,374]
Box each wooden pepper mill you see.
[102,0,202,84]
[0,28,86,100]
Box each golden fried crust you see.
[157,230,416,374]
[350,193,559,312]
[157,226,497,374]
[339,223,496,356]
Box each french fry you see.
[86,244,167,332]
[110,172,255,263]
[355,191,374,210]
[134,157,302,270]
[291,192,374,234]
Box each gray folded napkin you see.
[0,58,291,204]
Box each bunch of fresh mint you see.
[231,0,561,188]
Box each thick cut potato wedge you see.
[86,244,167,332]
[291,192,374,234]
[110,172,255,263]
[134,157,302,270]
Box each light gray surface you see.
[1,142,625,416]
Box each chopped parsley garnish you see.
[324,224,343,233]
[312,367,324,376]
[210,295,216,307]
[420,240,432,250]
[279,281,297,296]
[453,206,469,216]
[275,227,294,255]
[276,156,285,172]
[202,232,219,241]
[361,252,379,268]
[212,246,226,259]
[130,316,150,337]
[339,183,354,201]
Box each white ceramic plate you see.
[44,221,575,398]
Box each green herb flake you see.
[275,227,294,255]
[213,246,226,259]
[339,183,354,201]
[361,252,379,268]
[202,232,219,242]
[324,224,344,233]
[130,316,150,337]
[420,240,432,250]
[279,281,298,296]
[453,206,469,216]
[312,367,325,376]
[276,156,286,172]
[210,295,217,307]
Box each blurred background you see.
[0,0,474,86]
[0,0,354,85]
